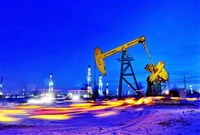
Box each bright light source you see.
[82,94,89,98]
[72,95,80,101]
[27,93,55,105]
[165,90,170,95]
[49,82,54,86]
[67,93,73,98]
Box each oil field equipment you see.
[94,36,168,98]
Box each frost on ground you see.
[0,102,200,135]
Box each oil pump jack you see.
[94,36,168,98]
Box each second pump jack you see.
[94,36,168,98]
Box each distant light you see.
[190,85,194,94]
[49,82,54,86]
[50,73,53,79]
[72,95,80,101]
[165,90,170,95]
[28,98,41,104]
[82,94,89,98]
[27,93,55,105]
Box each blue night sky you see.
[0,0,199,94]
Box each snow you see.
[0,99,200,135]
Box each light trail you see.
[29,114,72,120]
[0,97,199,123]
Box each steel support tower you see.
[117,51,140,98]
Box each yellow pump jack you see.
[94,36,168,97]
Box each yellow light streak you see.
[29,114,72,120]
[0,115,20,122]
[0,109,28,115]
[16,105,42,109]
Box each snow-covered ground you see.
[0,98,200,135]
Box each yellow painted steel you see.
[94,35,168,83]
[148,61,168,82]
[94,47,106,75]
[94,36,146,75]
[103,36,146,58]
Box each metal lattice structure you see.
[117,51,140,98]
